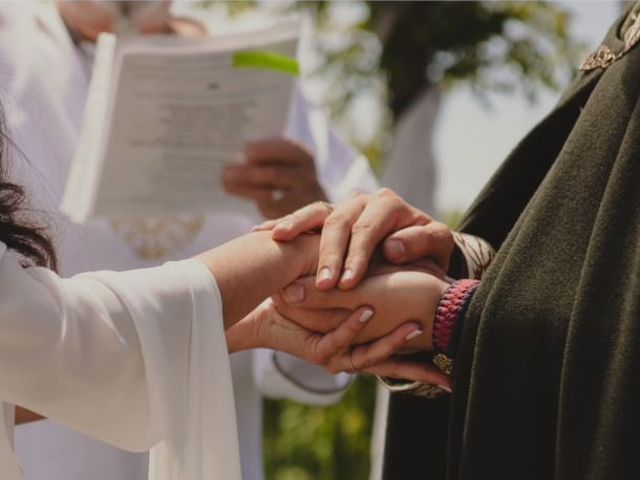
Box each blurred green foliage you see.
[263,376,377,480]
[307,1,581,119]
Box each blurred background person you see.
[0,1,377,480]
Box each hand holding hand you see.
[226,300,449,388]
[253,189,454,290]
[223,137,328,219]
[273,268,450,353]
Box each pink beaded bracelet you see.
[433,279,481,356]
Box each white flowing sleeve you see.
[0,244,240,480]
[286,85,379,202]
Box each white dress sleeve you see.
[0,243,240,480]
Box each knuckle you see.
[376,187,398,200]
[323,213,349,229]
[351,220,374,235]
[279,214,293,224]
[410,211,432,225]
[350,190,369,201]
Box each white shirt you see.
[0,243,241,480]
[0,2,378,480]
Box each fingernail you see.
[386,239,405,260]
[405,330,423,341]
[282,283,304,303]
[438,385,452,394]
[341,268,354,283]
[318,267,333,283]
[275,220,292,231]
[359,309,374,323]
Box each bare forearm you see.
[196,232,318,328]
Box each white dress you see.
[0,2,378,479]
[0,242,241,480]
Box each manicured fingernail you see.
[438,385,452,394]
[359,309,374,323]
[341,268,354,283]
[318,267,333,283]
[405,330,423,341]
[386,239,405,260]
[276,220,292,230]
[283,283,304,303]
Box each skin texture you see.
[273,268,449,352]
[194,232,426,371]
[228,300,450,388]
[253,189,455,290]
[223,138,328,219]
[228,302,433,378]
[195,231,320,328]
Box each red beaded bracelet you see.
[433,279,481,356]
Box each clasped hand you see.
[230,189,455,388]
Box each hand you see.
[272,269,450,353]
[223,137,328,219]
[253,189,454,290]
[195,231,320,328]
[226,300,450,388]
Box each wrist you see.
[287,233,320,278]
[432,279,481,357]
[226,302,270,353]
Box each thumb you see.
[382,223,454,270]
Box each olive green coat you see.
[383,5,640,479]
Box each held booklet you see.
[62,23,299,223]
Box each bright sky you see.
[434,1,619,212]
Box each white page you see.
[64,23,298,222]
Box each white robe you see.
[0,242,241,480]
[0,2,378,479]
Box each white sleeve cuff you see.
[252,349,353,407]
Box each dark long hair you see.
[0,109,57,270]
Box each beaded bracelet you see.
[433,278,481,358]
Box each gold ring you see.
[348,349,359,372]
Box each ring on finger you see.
[348,349,360,372]
[270,189,286,204]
